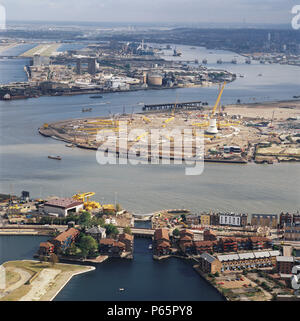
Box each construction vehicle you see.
[142,116,151,124]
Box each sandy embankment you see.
[0,261,95,301]
[19,268,61,301]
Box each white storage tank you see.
[206,118,218,134]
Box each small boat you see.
[82,107,92,112]
[65,144,74,148]
[90,95,103,99]
[148,244,152,250]
[119,288,125,292]
[48,155,62,160]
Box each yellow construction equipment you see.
[142,116,151,124]
[164,116,175,124]
[211,82,226,118]
[73,192,95,202]
[134,131,149,142]
[192,122,209,127]
[73,192,103,211]
[43,123,49,129]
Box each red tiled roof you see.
[39,241,54,249]
[194,241,215,247]
[180,229,194,237]
[99,238,115,245]
[53,228,79,243]
[113,241,125,248]
[119,233,134,241]
[154,228,170,241]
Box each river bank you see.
[0,260,95,301]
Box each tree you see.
[79,211,92,228]
[78,235,98,256]
[172,228,180,237]
[90,216,104,227]
[104,224,119,237]
[116,203,122,212]
[123,226,132,235]
[49,253,59,266]
[214,272,220,277]
[181,214,186,222]
[66,243,78,256]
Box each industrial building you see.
[42,198,84,217]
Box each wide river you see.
[0,43,299,300]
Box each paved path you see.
[0,268,31,299]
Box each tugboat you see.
[48,155,62,160]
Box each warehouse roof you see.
[217,254,239,262]
[200,253,217,264]
[45,198,83,209]
[276,256,294,262]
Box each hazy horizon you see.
[1,0,297,26]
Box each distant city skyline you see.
[0,0,297,26]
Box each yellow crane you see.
[73,192,95,202]
[211,82,226,118]
[134,131,149,142]
[73,192,102,211]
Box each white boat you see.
[119,288,125,291]
[148,244,152,250]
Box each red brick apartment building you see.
[39,227,79,255]
[179,229,194,253]
[52,227,80,253]
[154,228,171,256]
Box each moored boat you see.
[48,155,62,160]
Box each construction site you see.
[39,83,300,164]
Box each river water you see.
[0,43,299,301]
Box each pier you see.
[142,101,205,111]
